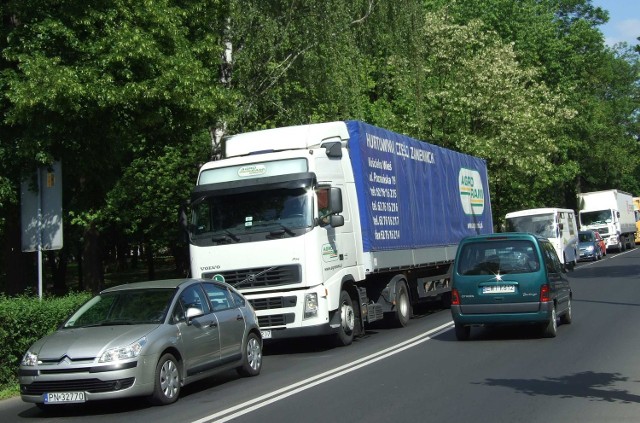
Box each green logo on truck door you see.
[321,243,338,262]
[459,168,485,216]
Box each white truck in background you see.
[504,208,579,268]
[577,189,636,252]
[184,121,493,346]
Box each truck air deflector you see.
[191,172,316,201]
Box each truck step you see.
[366,303,384,323]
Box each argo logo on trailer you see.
[459,168,485,216]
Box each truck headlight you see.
[585,245,594,252]
[304,293,318,319]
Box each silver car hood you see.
[31,325,158,360]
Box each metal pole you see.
[37,168,43,300]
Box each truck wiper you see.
[269,223,295,237]
[234,266,278,288]
[212,230,240,243]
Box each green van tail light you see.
[451,288,461,305]
[540,284,551,302]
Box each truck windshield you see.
[190,187,313,245]
[580,210,612,225]
[505,213,556,238]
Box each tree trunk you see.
[145,241,155,280]
[82,222,103,294]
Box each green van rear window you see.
[457,240,540,275]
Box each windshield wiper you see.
[81,321,134,327]
[212,230,240,243]
[269,223,295,237]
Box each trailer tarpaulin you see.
[346,120,493,252]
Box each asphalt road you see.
[3,248,640,422]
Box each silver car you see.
[19,278,262,409]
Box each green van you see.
[451,232,572,340]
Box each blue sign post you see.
[21,162,63,299]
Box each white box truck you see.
[184,121,493,346]
[577,189,636,252]
[504,208,579,268]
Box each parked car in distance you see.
[578,230,603,261]
[19,279,262,410]
[594,231,606,257]
[451,232,572,340]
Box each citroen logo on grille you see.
[59,356,72,365]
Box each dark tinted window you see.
[578,231,594,242]
[173,284,211,323]
[65,289,175,327]
[202,282,235,311]
[230,290,246,307]
[541,241,563,273]
[457,239,540,275]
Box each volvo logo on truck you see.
[459,168,485,216]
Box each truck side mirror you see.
[329,215,344,228]
[329,187,343,214]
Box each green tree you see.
[378,10,577,224]
[1,0,230,293]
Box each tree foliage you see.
[0,0,638,292]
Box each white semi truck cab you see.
[577,189,636,252]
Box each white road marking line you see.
[191,321,454,423]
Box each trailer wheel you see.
[333,290,355,347]
[390,281,411,328]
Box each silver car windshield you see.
[64,289,175,328]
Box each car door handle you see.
[236,314,244,321]
[206,322,218,328]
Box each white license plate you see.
[482,285,515,294]
[260,330,272,339]
[44,391,86,404]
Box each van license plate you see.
[44,392,86,403]
[260,330,272,339]
[482,285,515,294]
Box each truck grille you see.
[258,313,295,327]
[203,265,301,289]
[250,296,297,311]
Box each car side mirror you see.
[186,307,204,323]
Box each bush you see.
[0,291,92,388]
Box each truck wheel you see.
[333,290,355,347]
[541,305,557,338]
[390,281,411,328]
[149,353,181,405]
